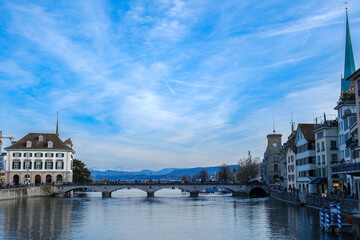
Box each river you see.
[0,189,355,239]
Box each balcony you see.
[346,138,358,148]
[332,162,360,175]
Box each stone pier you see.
[190,191,199,197]
[102,191,112,198]
[147,192,155,197]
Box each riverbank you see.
[0,186,54,200]
[269,189,360,215]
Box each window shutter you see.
[23,162,25,169]
[12,153,15,157]
[55,162,58,169]
[41,153,43,157]
[30,162,32,169]
[30,153,32,157]
[62,162,64,169]
[40,162,43,169]
[12,162,14,169]
[51,162,53,169]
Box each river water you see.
[0,189,355,239]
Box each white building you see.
[313,121,339,195]
[5,133,74,185]
[285,133,297,190]
[295,124,316,194]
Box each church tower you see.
[341,8,356,94]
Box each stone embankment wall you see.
[0,186,54,201]
[271,190,360,215]
[269,190,300,205]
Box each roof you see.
[5,133,73,151]
[342,11,356,94]
[298,124,315,142]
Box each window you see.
[56,153,64,158]
[331,154,338,164]
[48,141,53,148]
[317,143,320,152]
[45,161,53,170]
[13,153,21,157]
[39,135,43,141]
[35,161,42,170]
[274,164,278,171]
[23,161,32,169]
[26,141,32,148]
[344,119,349,130]
[345,148,350,158]
[45,153,54,158]
[330,141,337,150]
[322,155,325,164]
[35,153,43,158]
[13,161,20,169]
[291,156,294,162]
[24,153,32,158]
[321,142,325,151]
[56,161,64,170]
[317,132,324,139]
[317,156,321,165]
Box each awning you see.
[309,177,327,184]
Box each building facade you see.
[5,133,74,185]
[313,121,339,195]
[295,124,316,193]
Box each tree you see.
[236,156,260,182]
[181,174,188,182]
[198,169,208,183]
[218,164,233,182]
[73,159,92,183]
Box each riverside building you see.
[294,124,316,193]
[332,9,360,195]
[4,122,74,185]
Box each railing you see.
[346,138,358,148]
[332,162,360,174]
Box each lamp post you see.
[25,161,30,185]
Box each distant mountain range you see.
[89,165,238,181]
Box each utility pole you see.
[248,151,252,181]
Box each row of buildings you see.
[262,10,360,197]
[0,120,75,185]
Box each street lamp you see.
[25,161,30,185]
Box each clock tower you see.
[262,133,282,183]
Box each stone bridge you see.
[54,182,269,198]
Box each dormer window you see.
[26,141,32,148]
[48,141,53,148]
[39,135,43,142]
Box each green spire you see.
[342,10,356,94]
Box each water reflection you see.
[0,192,355,240]
[0,198,73,240]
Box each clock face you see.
[273,143,277,148]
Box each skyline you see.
[1,1,360,170]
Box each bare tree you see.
[181,174,188,182]
[218,164,233,182]
[236,156,260,181]
[198,169,208,183]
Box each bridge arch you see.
[249,187,268,197]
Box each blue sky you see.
[1,0,360,170]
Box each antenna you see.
[56,112,59,137]
[273,117,275,133]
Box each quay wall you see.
[0,186,54,200]
[270,189,360,215]
[269,190,300,205]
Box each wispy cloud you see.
[0,0,358,170]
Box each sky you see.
[1,0,360,171]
